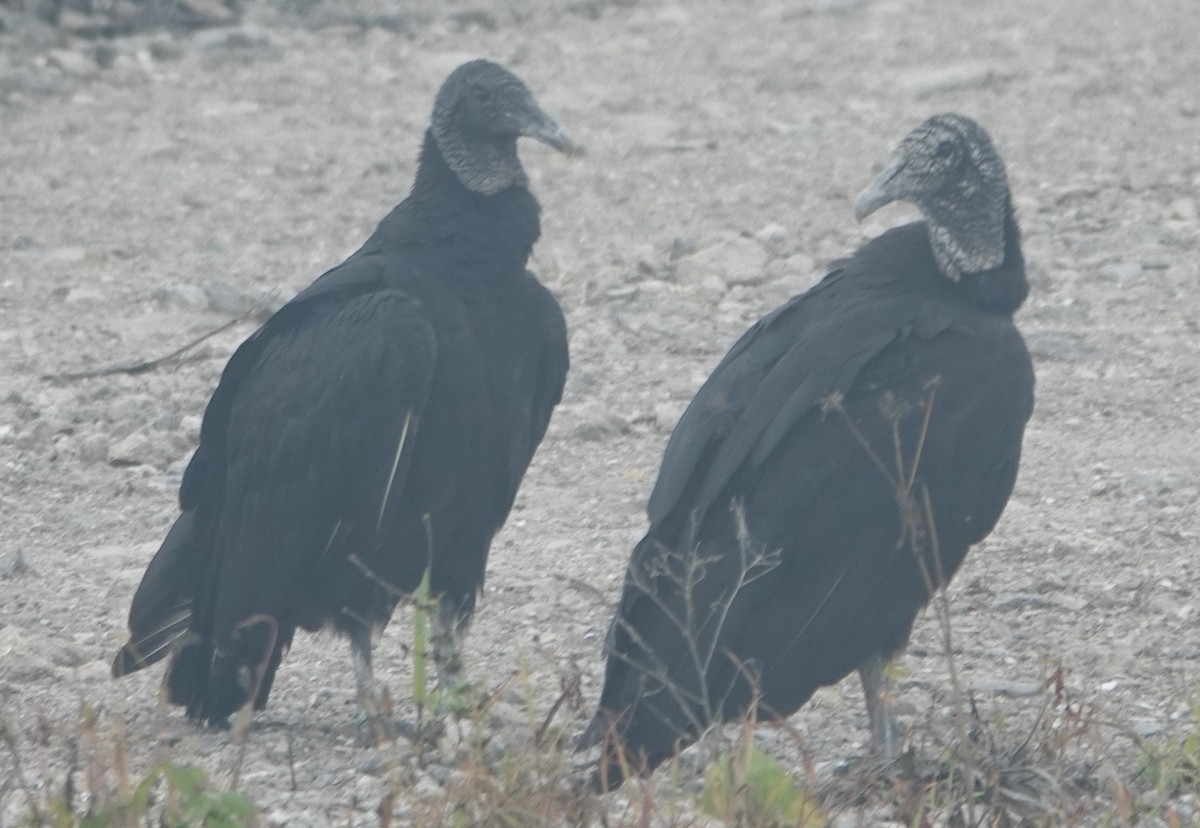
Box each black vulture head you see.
[431,59,576,196]
[854,113,1009,281]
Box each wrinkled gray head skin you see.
[430,59,576,196]
[854,113,1010,281]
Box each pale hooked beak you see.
[521,108,583,157]
[853,159,905,222]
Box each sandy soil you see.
[1,0,1198,823]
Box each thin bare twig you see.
[42,297,275,382]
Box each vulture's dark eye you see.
[934,140,956,160]
[472,86,492,103]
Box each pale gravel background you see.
[1,0,1198,822]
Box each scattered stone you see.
[1098,261,1142,281]
[45,48,98,77]
[1121,470,1185,498]
[263,811,321,828]
[1134,720,1165,738]
[176,0,240,27]
[19,0,61,25]
[77,432,110,464]
[1,548,32,579]
[447,8,499,31]
[667,234,699,260]
[653,401,684,432]
[1150,595,1195,621]
[783,251,818,280]
[561,400,628,441]
[109,432,155,467]
[56,8,122,37]
[152,283,209,311]
[92,41,119,69]
[604,285,639,301]
[898,62,1017,97]
[180,414,203,442]
[755,222,788,256]
[1053,593,1090,612]
[972,678,1042,697]
[674,234,770,289]
[1169,197,1198,222]
[64,287,106,304]
[1023,330,1099,362]
[193,25,278,57]
[0,65,67,99]
[990,592,1053,611]
[147,36,186,62]
[816,0,872,11]
[32,417,72,440]
[43,246,89,265]
[0,625,83,683]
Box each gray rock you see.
[1099,261,1142,281]
[1,548,32,579]
[152,283,209,311]
[755,222,788,256]
[1134,720,1165,737]
[674,234,770,289]
[180,414,203,442]
[667,234,699,260]
[45,49,98,78]
[0,65,68,99]
[898,62,1017,97]
[193,26,274,53]
[653,401,685,432]
[991,592,1053,611]
[109,432,155,467]
[1024,330,1099,362]
[1121,470,1186,498]
[147,36,187,63]
[1170,197,1198,222]
[972,678,1042,697]
[0,625,83,683]
[77,433,110,464]
[561,400,628,441]
[64,287,105,304]
[32,417,71,440]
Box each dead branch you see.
[42,296,276,383]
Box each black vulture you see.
[581,113,1035,788]
[112,60,574,730]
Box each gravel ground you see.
[1,0,1198,823]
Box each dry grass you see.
[4,664,1200,825]
[5,401,1196,826]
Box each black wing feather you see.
[587,220,1034,785]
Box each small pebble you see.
[972,678,1042,697]
[1099,261,1142,281]
[990,592,1053,611]
[152,283,209,311]
[109,432,155,467]
[45,49,98,77]
[77,433,110,464]
[1169,197,1198,222]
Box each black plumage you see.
[112,60,573,728]
[581,114,1035,787]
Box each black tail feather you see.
[165,615,284,727]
